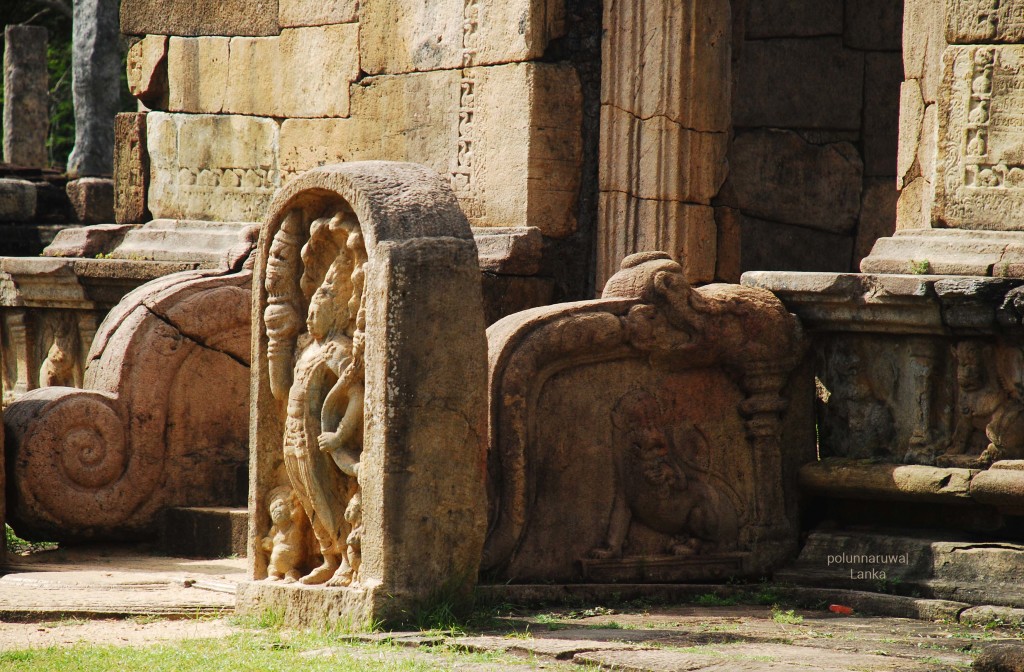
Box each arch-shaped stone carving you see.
[241,161,488,625]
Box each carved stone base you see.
[579,553,749,583]
[236,581,379,629]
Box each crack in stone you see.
[599,188,713,208]
[603,102,729,135]
[143,304,249,369]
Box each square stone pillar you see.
[3,25,49,168]
[866,0,1024,275]
[596,0,731,287]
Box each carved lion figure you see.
[589,390,739,560]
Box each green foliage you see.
[5,523,57,555]
[770,606,804,625]
[909,259,931,275]
[0,629,551,672]
[695,593,738,607]
[46,36,74,168]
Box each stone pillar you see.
[66,0,121,177]
[866,0,1024,275]
[2,25,49,167]
[596,0,731,287]
[895,0,946,232]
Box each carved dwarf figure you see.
[944,341,1024,466]
[261,486,306,583]
[39,325,78,388]
[589,390,739,560]
[820,348,895,460]
[343,490,363,585]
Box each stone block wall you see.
[120,0,587,248]
[728,0,904,276]
[597,0,905,285]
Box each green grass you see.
[770,606,804,625]
[0,628,567,672]
[694,593,738,607]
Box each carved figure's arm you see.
[320,383,364,476]
[261,526,278,552]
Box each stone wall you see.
[120,0,587,251]
[728,0,904,276]
[121,0,906,291]
[597,0,904,285]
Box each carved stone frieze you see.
[935,46,1024,231]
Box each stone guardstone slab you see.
[935,45,1024,232]
[237,162,488,627]
[482,252,811,583]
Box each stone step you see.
[160,506,248,559]
[778,529,1024,608]
[800,459,1024,516]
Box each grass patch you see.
[0,628,560,672]
[770,606,804,625]
[694,593,738,607]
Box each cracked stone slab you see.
[504,635,644,659]
[574,643,955,671]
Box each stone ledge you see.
[801,459,1024,514]
[44,220,255,265]
[778,530,1024,608]
[800,460,978,503]
[472,227,543,276]
[0,257,204,309]
[236,580,386,629]
[161,507,248,559]
[861,229,1024,277]
[742,270,1024,335]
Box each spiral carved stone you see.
[6,387,138,540]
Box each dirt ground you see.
[0,617,239,650]
[1,544,1022,671]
